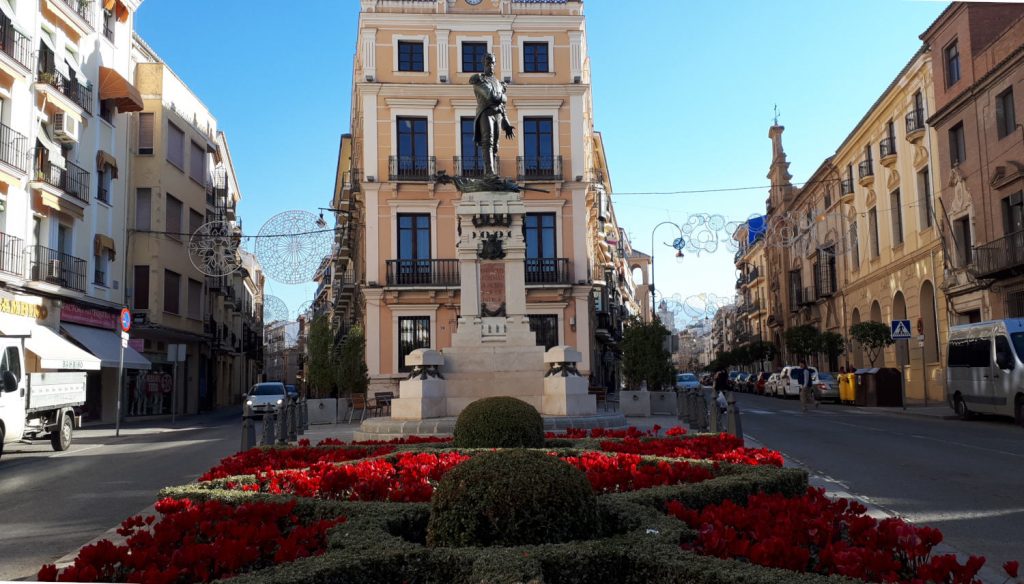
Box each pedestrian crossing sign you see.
[891,320,912,340]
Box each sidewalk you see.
[855,403,954,420]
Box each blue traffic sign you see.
[891,319,912,340]
[120,308,132,332]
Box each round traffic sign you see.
[120,308,132,332]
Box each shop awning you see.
[95,150,118,179]
[25,324,101,370]
[99,66,143,113]
[34,191,84,220]
[62,323,150,370]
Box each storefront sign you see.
[0,297,47,320]
[61,303,118,329]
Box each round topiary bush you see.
[426,449,599,547]
[452,397,544,448]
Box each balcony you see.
[0,232,23,276]
[388,155,435,181]
[386,259,459,287]
[454,156,496,178]
[28,245,86,292]
[840,178,855,196]
[905,109,926,142]
[517,155,563,181]
[37,69,93,114]
[35,159,90,203]
[525,258,571,286]
[0,121,29,173]
[857,160,874,186]
[801,287,816,306]
[879,137,897,166]
[973,230,1024,279]
[0,15,31,72]
[748,266,761,282]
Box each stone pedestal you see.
[619,390,651,417]
[392,349,448,420]
[541,346,595,416]
[649,391,678,415]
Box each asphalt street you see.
[0,409,242,581]
[733,393,1024,574]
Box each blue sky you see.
[135,0,948,323]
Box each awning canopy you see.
[103,0,129,22]
[93,233,116,260]
[95,150,118,179]
[99,66,143,113]
[23,324,101,370]
[62,323,150,370]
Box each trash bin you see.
[839,373,854,404]
[853,368,903,407]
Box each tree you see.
[849,321,893,367]
[785,325,821,362]
[620,316,675,390]
[747,340,777,368]
[305,316,337,398]
[819,332,846,369]
[337,325,369,396]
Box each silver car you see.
[675,372,702,391]
[814,372,840,402]
[246,382,287,414]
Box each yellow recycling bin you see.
[839,374,855,404]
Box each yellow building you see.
[733,217,769,348]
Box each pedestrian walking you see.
[797,360,818,412]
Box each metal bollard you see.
[241,405,256,451]
[676,391,687,421]
[709,398,721,433]
[685,391,697,426]
[695,391,709,432]
[302,399,309,431]
[287,401,298,442]
[261,412,276,446]
[726,392,744,444]
[275,404,287,445]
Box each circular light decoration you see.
[263,295,288,325]
[188,221,241,277]
[296,300,313,318]
[254,210,333,284]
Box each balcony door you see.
[1002,192,1024,268]
[397,213,431,285]
[523,117,554,176]
[397,117,428,177]
[525,213,556,283]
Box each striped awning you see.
[103,0,130,22]
[98,66,143,113]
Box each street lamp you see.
[649,221,685,322]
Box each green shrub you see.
[452,397,544,448]
[426,449,599,547]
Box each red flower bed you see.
[546,425,675,439]
[38,498,343,583]
[599,434,784,467]
[667,488,986,583]
[562,452,716,494]
[199,445,395,481]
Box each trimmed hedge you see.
[427,449,599,547]
[452,397,545,448]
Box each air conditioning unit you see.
[53,113,79,143]
[47,259,61,279]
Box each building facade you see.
[345,0,638,394]
[733,216,768,349]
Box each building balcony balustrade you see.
[28,245,86,292]
[0,231,23,276]
[58,0,92,24]
[388,155,435,181]
[0,121,29,173]
[36,68,92,113]
[905,109,926,141]
[517,155,562,181]
[454,155,496,178]
[840,178,855,196]
[879,138,897,166]
[35,159,90,203]
[525,258,572,285]
[973,230,1024,280]
[0,15,31,71]
[748,266,761,282]
[857,160,874,186]
[385,259,459,287]
[801,286,816,306]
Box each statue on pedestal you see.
[471,53,515,177]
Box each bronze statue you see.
[471,53,515,177]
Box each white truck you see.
[0,335,87,460]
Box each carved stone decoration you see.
[545,361,581,378]
[479,232,506,259]
[481,302,507,317]
[948,167,972,216]
[865,188,877,208]
[887,168,900,191]
[912,144,929,169]
[472,213,513,228]
[407,364,445,381]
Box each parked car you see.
[245,382,287,414]
[947,319,1024,423]
[776,366,819,398]
[675,372,702,391]
[740,373,755,393]
[754,372,770,395]
[814,372,840,402]
[728,371,743,389]
[285,384,299,401]
[766,373,781,396]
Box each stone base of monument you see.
[354,411,628,442]
[391,349,448,420]
[541,347,596,416]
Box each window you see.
[94,252,108,286]
[164,270,181,314]
[524,213,556,259]
[788,270,802,306]
[166,194,182,239]
[523,116,554,172]
[398,316,430,371]
[868,207,880,258]
[100,99,115,124]
[523,42,549,73]
[138,113,154,154]
[57,224,71,257]
[397,40,424,72]
[824,186,832,209]
[1002,191,1024,235]
[135,188,151,229]
[396,116,429,176]
[954,216,972,267]
[189,141,205,183]
[133,265,149,309]
[97,166,111,203]
[188,278,202,319]
[947,338,989,367]
[103,9,114,41]
[996,87,1016,139]
[919,167,933,229]
[167,123,184,169]
[528,315,559,350]
[850,220,860,269]
[460,116,482,174]
[189,209,204,236]
[945,40,960,86]
[890,189,903,245]
[396,213,430,284]
[462,41,487,73]
[949,122,966,166]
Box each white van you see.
[947,320,1024,424]
[774,365,818,398]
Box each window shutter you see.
[138,113,154,153]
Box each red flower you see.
[1005,560,1020,578]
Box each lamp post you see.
[649,221,685,322]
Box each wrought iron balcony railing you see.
[0,231,23,276]
[973,230,1024,279]
[36,159,90,203]
[906,109,925,134]
[388,155,435,181]
[37,68,93,113]
[28,245,86,292]
[841,178,855,195]
[879,137,897,159]
[0,121,29,173]
[454,155,495,178]
[525,258,571,285]
[858,160,874,179]
[517,155,563,181]
[386,259,459,287]
[59,0,92,23]
[0,14,31,70]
